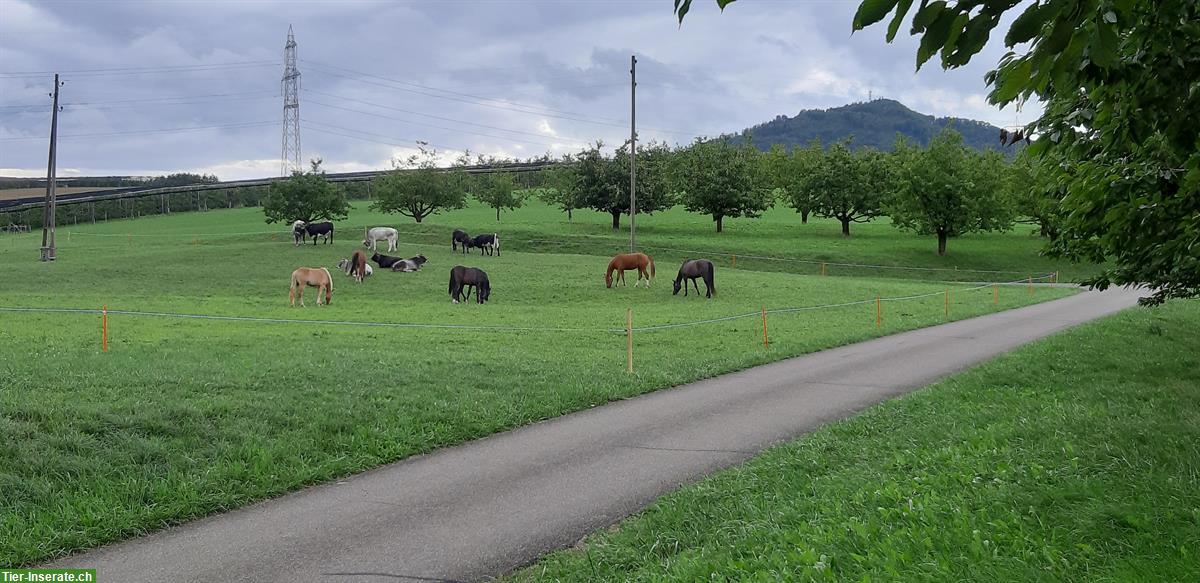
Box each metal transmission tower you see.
[281,26,301,176]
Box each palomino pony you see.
[289,267,333,306]
[673,259,716,298]
[605,253,655,288]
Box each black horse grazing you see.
[292,220,334,246]
[449,265,490,304]
[371,252,404,269]
[469,233,500,256]
[452,229,472,253]
[673,259,716,298]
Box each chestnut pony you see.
[605,252,655,288]
[289,267,333,306]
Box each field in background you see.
[0,202,1074,565]
[0,187,118,201]
[515,300,1200,582]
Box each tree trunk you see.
[415,215,423,223]
[715,215,724,233]
[937,228,948,256]
[801,209,810,224]
[567,208,573,222]
[497,207,501,222]
[611,211,621,230]
[841,217,851,236]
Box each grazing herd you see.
[288,221,718,306]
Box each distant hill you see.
[739,99,1004,152]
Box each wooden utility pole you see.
[39,74,62,262]
[629,54,637,254]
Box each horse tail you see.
[322,267,332,303]
[649,255,656,280]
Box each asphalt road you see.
[48,286,1143,582]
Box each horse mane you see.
[321,267,332,293]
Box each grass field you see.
[514,300,1200,582]
[0,202,1076,565]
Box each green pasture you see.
[515,300,1200,582]
[0,202,1074,565]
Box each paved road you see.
[49,287,1142,582]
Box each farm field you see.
[5,197,1090,282]
[515,300,1200,582]
[0,203,1075,565]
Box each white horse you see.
[363,226,399,252]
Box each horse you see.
[449,265,490,304]
[292,220,334,246]
[342,249,369,283]
[605,253,655,288]
[470,233,501,256]
[391,254,428,272]
[363,226,399,252]
[371,252,404,269]
[673,259,716,298]
[337,257,373,279]
[289,267,333,306]
[452,229,472,253]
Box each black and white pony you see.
[449,265,490,304]
[391,254,427,273]
[292,220,334,246]
[469,233,500,256]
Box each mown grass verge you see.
[514,300,1200,582]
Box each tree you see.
[1009,151,1066,241]
[475,172,524,222]
[800,140,890,236]
[261,159,350,224]
[370,145,468,223]
[575,141,675,230]
[536,162,583,221]
[762,143,815,225]
[673,138,773,232]
[889,130,1013,256]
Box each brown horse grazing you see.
[673,259,716,298]
[289,267,333,306]
[606,253,656,288]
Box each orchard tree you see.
[537,162,583,221]
[762,143,818,225]
[677,0,1200,303]
[673,137,773,233]
[262,159,351,224]
[808,141,889,236]
[889,130,1013,255]
[475,172,524,222]
[1009,151,1066,241]
[576,141,674,230]
[370,145,468,223]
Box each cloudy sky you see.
[0,0,1037,180]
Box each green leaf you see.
[674,0,691,24]
[853,0,901,30]
[993,58,1033,103]
[1005,1,1050,46]
[916,9,957,69]
[886,0,914,41]
[912,0,947,33]
[1091,22,1119,67]
[717,0,737,9]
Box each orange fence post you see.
[1028,275,1034,295]
[993,284,999,304]
[626,308,634,374]
[821,262,827,276]
[127,233,132,246]
[876,296,882,328]
[1054,271,1059,284]
[761,307,769,349]
[945,289,950,317]
[732,254,737,269]
[101,305,108,353]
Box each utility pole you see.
[629,54,637,254]
[281,26,302,176]
[39,74,62,262]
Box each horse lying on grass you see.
[338,257,373,280]
[673,259,716,298]
[606,252,655,288]
[449,265,490,304]
[289,267,333,306]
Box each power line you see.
[303,91,587,147]
[0,120,277,142]
[0,61,280,78]
[0,90,276,110]
[302,119,471,154]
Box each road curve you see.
[48,287,1143,582]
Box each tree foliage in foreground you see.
[889,130,1013,256]
[678,0,1200,304]
[370,145,468,223]
[261,159,350,224]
